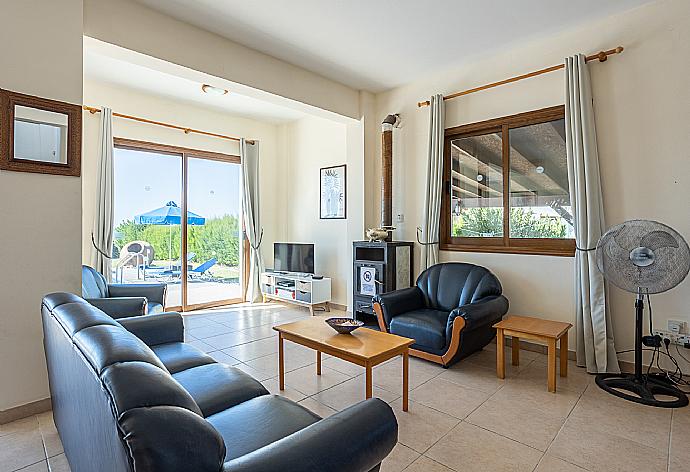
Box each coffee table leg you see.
[316,350,322,375]
[560,335,568,378]
[278,333,285,391]
[402,351,409,412]
[548,338,557,392]
[365,363,373,400]
[497,328,505,379]
[512,336,520,366]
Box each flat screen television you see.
[274,243,314,274]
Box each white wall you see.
[282,116,350,306]
[0,0,83,413]
[372,0,690,364]
[83,0,360,120]
[82,79,286,267]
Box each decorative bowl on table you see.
[325,317,364,334]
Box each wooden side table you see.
[493,315,572,393]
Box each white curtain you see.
[91,107,115,282]
[421,94,445,271]
[565,55,619,374]
[241,139,264,302]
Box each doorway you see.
[112,138,246,311]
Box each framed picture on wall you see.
[320,164,346,219]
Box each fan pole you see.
[634,293,644,381]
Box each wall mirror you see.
[0,89,81,176]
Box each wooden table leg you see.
[316,350,322,375]
[365,363,373,400]
[547,338,557,392]
[402,350,409,412]
[560,335,568,378]
[278,334,285,391]
[497,328,505,379]
[512,336,520,366]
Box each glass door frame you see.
[114,137,248,312]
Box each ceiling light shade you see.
[201,84,228,95]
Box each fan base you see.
[596,373,688,408]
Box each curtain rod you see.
[417,46,624,108]
[83,105,255,144]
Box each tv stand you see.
[261,272,331,315]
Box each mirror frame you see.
[0,88,81,177]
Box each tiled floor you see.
[2,302,688,472]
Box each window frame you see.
[440,105,575,257]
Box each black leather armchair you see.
[82,265,167,318]
[373,262,509,367]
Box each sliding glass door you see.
[112,140,244,311]
[184,156,243,309]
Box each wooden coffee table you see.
[273,319,415,411]
[493,315,572,393]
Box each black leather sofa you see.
[373,262,509,367]
[82,265,167,318]
[42,292,397,472]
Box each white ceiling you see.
[84,42,308,124]
[134,0,653,92]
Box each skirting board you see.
[0,397,51,425]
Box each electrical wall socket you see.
[653,329,690,346]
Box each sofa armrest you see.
[222,398,397,472]
[118,312,184,346]
[447,295,509,337]
[373,286,425,327]
[109,283,167,306]
[86,297,147,319]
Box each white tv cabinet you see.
[261,271,331,315]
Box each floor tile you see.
[514,360,593,394]
[465,396,566,451]
[0,416,38,438]
[409,377,491,419]
[463,346,539,373]
[185,338,215,353]
[534,454,588,472]
[232,362,273,382]
[485,381,581,419]
[426,422,542,472]
[297,398,337,418]
[373,356,444,394]
[243,350,314,375]
[313,375,400,411]
[36,411,63,458]
[405,456,453,472]
[437,361,507,394]
[566,384,671,450]
[548,414,668,472]
[223,337,278,361]
[322,356,365,377]
[380,443,420,472]
[0,428,46,471]
[46,453,71,472]
[186,323,235,339]
[389,399,460,454]
[17,461,49,471]
[261,379,307,402]
[283,365,351,396]
[670,409,690,472]
[207,350,241,365]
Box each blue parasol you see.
[134,201,205,268]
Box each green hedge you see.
[114,215,241,266]
[452,207,570,238]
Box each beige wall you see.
[372,0,690,364]
[0,0,83,412]
[83,0,360,120]
[82,79,287,267]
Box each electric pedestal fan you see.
[595,219,690,408]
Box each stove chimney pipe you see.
[381,114,400,229]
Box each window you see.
[441,106,575,256]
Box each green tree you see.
[452,207,568,238]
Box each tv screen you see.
[274,243,314,274]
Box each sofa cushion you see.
[152,342,216,374]
[208,395,320,462]
[389,309,448,351]
[173,363,269,417]
[147,302,164,315]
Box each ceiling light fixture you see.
[201,84,228,96]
